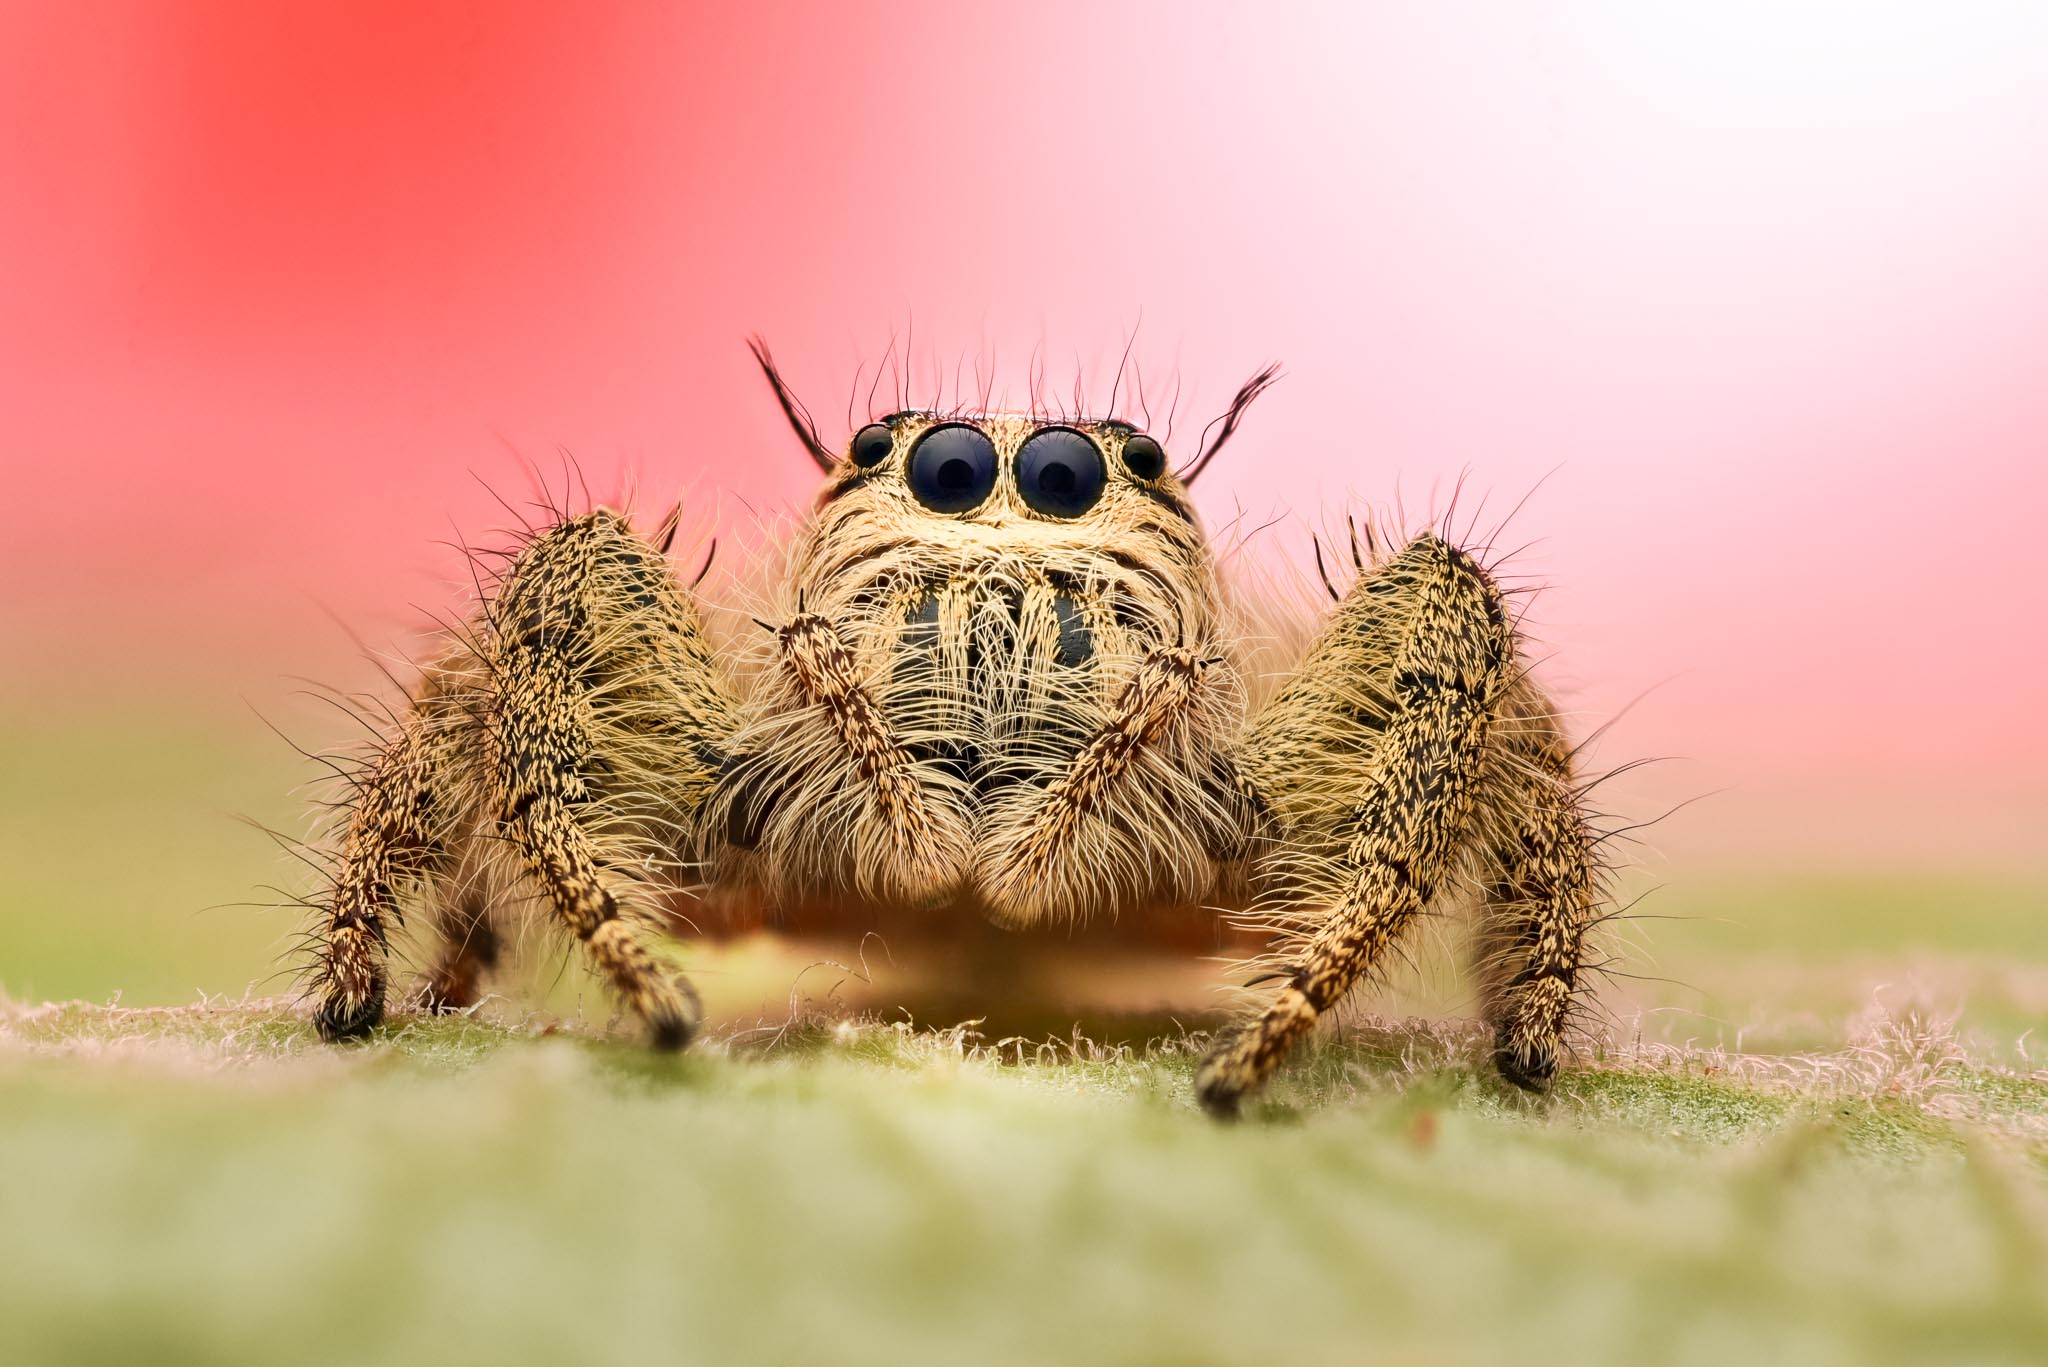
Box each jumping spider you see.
[305,342,1608,1117]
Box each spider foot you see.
[585,920,703,1052]
[313,983,385,1042]
[1492,1024,1558,1093]
[1193,1056,1248,1121]
[644,972,704,1052]
[1193,987,1320,1120]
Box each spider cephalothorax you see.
[705,407,1248,929]
[304,342,1608,1117]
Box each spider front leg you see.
[977,642,1241,926]
[1196,533,1516,1117]
[708,602,978,909]
[310,509,740,1048]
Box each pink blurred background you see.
[3,1,2044,875]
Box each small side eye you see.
[1017,428,1107,518]
[907,424,998,513]
[1120,433,1166,482]
[850,423,894,468]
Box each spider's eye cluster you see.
[849,422,895,468]
[899,423,1165,517]
[907,424,999,513]
[1016,428,1106,518]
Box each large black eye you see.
[1120,433,1166,482]
[849,422,894,468]
[1017,428,1107,518]
[907,424,998,513]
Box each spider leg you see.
[976,644,1241,925]
[485,511,736,1046]
[1471,689,1600,1091]
[1196,533,1511,1116]
[719,609,975,907]
[312,709,455,1040]
[308,509,740,1047]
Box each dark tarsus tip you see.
[1193,1028,1250,1120]
[1194,1072,1244,1122]
[649,1017,694,1051]
[314,992,384,1043]
[648,975,704,1052]
[1492,1032,1556,1093]
[747,335,834,474]
[1178,362,1282,486]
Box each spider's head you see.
[785,410,1218,655]
[744,337,1278,643]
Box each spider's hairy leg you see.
[1196,533,1510,1117]
[1471,687,1601,1091]
[307,507,738,1048]
[486,509,738,1049]
[976,644,1235,926]
[311,686,462,1040]
[766,610,972,906]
